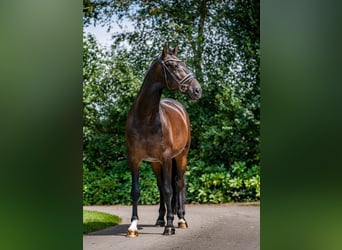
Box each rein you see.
[159,57,195,92]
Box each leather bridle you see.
[159,57,195,92]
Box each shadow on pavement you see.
[87,224,163,237]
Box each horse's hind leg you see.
[151,162,165,226]
[161,157,176,235]
[175,154,189,229]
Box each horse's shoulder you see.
[160,98,185,110]
[159,98,189,126]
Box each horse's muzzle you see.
[186,81,202,100]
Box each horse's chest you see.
[132,132,164,162]
[128,124,163,148]
[126,111,188,161]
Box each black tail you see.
[171,158,177,215]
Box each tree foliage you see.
[83,0,260,204]
[83,33,139,170]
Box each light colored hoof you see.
[178,221,188,229]
[126,230,138,238]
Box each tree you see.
[83,33,140,170]
[82,1,260,204]
[83,0,260,170]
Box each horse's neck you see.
[133,74,163,122]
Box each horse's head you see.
[160,43,202,100]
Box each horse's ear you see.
[162,43,168,58]
[172,45,179,56]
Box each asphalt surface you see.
[83,203,260,250]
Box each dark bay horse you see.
[125,44,202,237]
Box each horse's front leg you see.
[127,157,140,237]
[162,157,175,235]
[151,162,166,226]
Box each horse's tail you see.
[171,158,177,215]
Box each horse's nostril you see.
[194,87,201,95]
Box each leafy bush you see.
[186,161,260,203]
[83,161,160,205]
[83,160,259,205]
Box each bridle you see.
[159,57,195,92]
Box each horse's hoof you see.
[178,220,188,229]
[162,227,175,235]
[155,219,165,227]
[126,230,138,238]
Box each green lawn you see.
[83,210,122,234]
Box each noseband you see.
[159,58,195,92]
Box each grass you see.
[83,210,122,234]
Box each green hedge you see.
[83,161,259,205]
[83,161,159,205]
[186,161,260,203]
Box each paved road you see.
[83,203,259,250]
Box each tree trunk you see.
[192,0,207,83]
